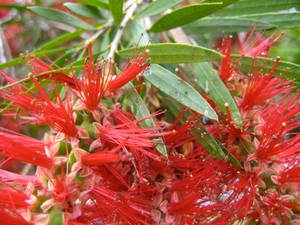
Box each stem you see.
[108,0,140,60]
[84,20,114,46]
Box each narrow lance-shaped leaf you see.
[40,29,87,50]
[146,65,218,121]
[27,6,95,30]
[202,0,240,8]
[109,0,123,26]
[149,3,223,32]
[123,82,168,157]
[128,20,150,46]
[73,0,109,9]
[0,46,74,70]
[118,43,223,64]
[214,0,300,17]
[240,12,300,30]
[193,127,243,168]
[64,2,103,19]
[0,3,26,11]
[134,0,184,19]
[232,55,300,83]
[183,17,276,34]
[192,62,243,128]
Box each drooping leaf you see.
[240,12,300,29]
[214,0,300,17]
[183,17,276,33]
[27,6,95,30]
[192,63,243,128]
[146,65,218,121]
[149,3,223,32]
[123,82,168,157]
[73,0,109,9]
[64,2,103,19]
[134,0,184,19]
[109,0,123,26]
[232,55,300,82]
[118,43,223,64]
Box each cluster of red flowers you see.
[0,31,299,225]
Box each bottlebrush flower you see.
[272,161,300,189]
[23,52,75,88]
[0,188,30,209]
[239,58,292,110]
[107,47,150,91]
[0,128,53,168]
[82,150,120,166]
[238,30,284,57]
[0,74,78,137]
[71,45,114,111]
[71,43,149,111]
[0,169,41,187]
[218,35,237,83]
[0,209,33,225]
[81,186,151,225]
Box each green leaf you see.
[118,43,223,64]
[192,63,243,128]
[149,3,223,32]
[128,20,150,46]
[27,6,95,30]
[232,55,300,82]
[193,127,225,159]
[64,2,103,19]
[146,65,218,121]
[134,0,184,19]
[123,82,168,157]
[0,3,26,11]
[202,0,240,7]
[193,127,243,168]
[73,0,109,9]
[0,46,73,70]
[214,0,300,17]
[54,50,77,67]
[183,17,276,33]
[40,29,86,50]
[240,12,300,29]
[109,0,123,26]
[214,138,243,168]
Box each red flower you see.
[71,45,114,111]
[23,52,75,87]
[0,188,30,209]
[0,74,78,137]
[82,186,151,225]
[250,94,300,163]
[107,47,150,91]
[218,35,237,83]
[0,128,53,168]
[238,30,284,57]
[82,150,120,166]
[239,58,292,110]
[0,209,33,225]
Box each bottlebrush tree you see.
[0,0,299,225]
